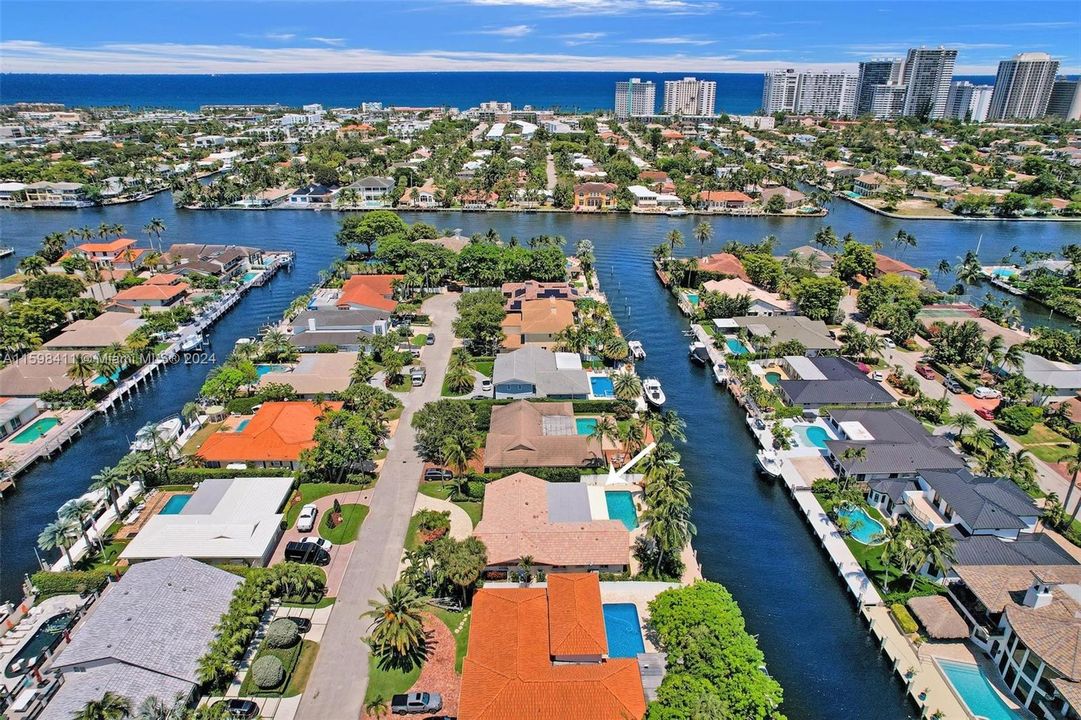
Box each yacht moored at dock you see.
[688,341,710,365]
[628,340,646,360]
[643,377,666,407]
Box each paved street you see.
[295,292,459,720]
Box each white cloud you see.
[560,32,609,46]
[265,33,297,42]
[308,37,346,47]
[638,36,716,46]
[472,24,534,37]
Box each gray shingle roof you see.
[40,664,194,720]
[921,469,1038,531]
[952,534,1078,566]
[493,346,591,397]
[779,379,895,406]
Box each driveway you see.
[294,292,459,720]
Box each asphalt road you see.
[295,292,459,720]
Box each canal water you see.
[1,193,1078,718]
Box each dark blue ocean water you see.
[0,72,996,112]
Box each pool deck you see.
[0,595,83,696]
[598,581,680,654]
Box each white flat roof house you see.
[121,477,293,566]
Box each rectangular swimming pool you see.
[937,659,1020,720]
[590,376,615,398]
[603,603,645,658]
[160,494,192,515]
[605,491,638,530]
[9,417,61,444]
[575,418,598,436]
[256,364,288,377]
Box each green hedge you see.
[165,467,296,485]
[226,396,263,414]
[485,467,585,483]
[31,569,111,598]
[891,603,919,634]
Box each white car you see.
[870,371,885,382]
[296,504,318,532]
[300,536,333,552]
[973,386,1002,399]
[882,337,896,349]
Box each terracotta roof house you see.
[71,238,146,270]
[501,281,579,312]
[759,186,807,209]
[501,298,576,350]
[400,179,443,208]
[697,252,749,281]
[701,277,795,316]
[0,351,91,396]
[874,253,922,280]
[458,573,647,720]
[43,312,146,350]
[694,190,753,210]
[473,473,630,572]
[110,281,189,309]
[336,274,402,312]
[484,401,604,470]
[573,182,618,211]
[196,400,342,469]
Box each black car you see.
[423,468,453,482]
[285,616,312,634]
[425,332,435,345]
[989,431,1009,451]
[212,699,259,719]
[283,540,330,566]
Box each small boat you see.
[688,341,709,365]
[131,417,183,452]
[628,340,646,360]
[712,362,728,385]
[643,378,666,407]
[665,207,688,216]
[179,333,203,352]
[756,451,784,477]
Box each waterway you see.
[1,193,1078,718]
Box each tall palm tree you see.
[620,417,646,454]
[917,527,956,586]
[983,334,1005,373]
[967,427,994,456]
[67,353,98,397]
[665,229,684,256]
[1002,343,1026,375]
[441,433,476,480]
[612,371,642,402]
[363,582,430,671]
[18,254,48,277]
[647,409,687,443]
[60,498,102,555]
[75,692,132,720]
[38,518,79,569]
[643,495,695,576]
[90,466,132,518]
[692,221,712,257]
[951,412,977,439]
[590,415,620,449]
[1066,448,1081,525]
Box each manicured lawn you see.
[431,607,471,673]
[319,503,368,544]
[404,511,424,551]
[75,537,130,572]
[284,640,318,697]
[418,482,483,528]
[281,597,336,609]
[364,655,421,704]
[1030,443,1077,464]
[1008,423,1076,464]
[700,322,718,337]
[411,334,428,347]
[470,357,495,378]
[285,484,362,527]
[239,639,302,697]
[388,375,412,392]
[181,421,222,456]
[1014,423,1072,446]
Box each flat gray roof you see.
[547,483,593,523]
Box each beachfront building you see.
[492,346,591,399]
[1048,79,1081,120]
[856,58,904,115]
[989,52,1060,121]
[473,473,630,574]
[614,78,655,119]
[483,400,604,471]
[573,182,618,211]
[662,77,716,116]
[195,400,342,470]
[900,47,957,119]
[458,573,647,720]
[762,69,857,116]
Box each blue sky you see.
[1,0,1078,74]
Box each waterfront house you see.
[0,181,27,206]
[458,573,647,720]
[120,477,292,566]
[288,308,390,350]
[853,173,890,196]
[164,243,261,279]
[110,281,189,309]
[43,312,146,351]
[697,252,750,281]
[759,186,807,209]
[483,400,604,470]
[1016,352,1081,402]
[492,346,591,399]
[627,185,659,210]
[732,315,836,355]
[344,176,395,207]
[502,281,579,312]
[0,351,91,396]
[458,189,499,209]
[573,182,618,211]
[776,356,895,409]
[400,179,442,208]
[0,397,40,441]
[822,407,965,483]
[22,181,88,207]
[38,557,240,720]
[472,473,630,573]
[288,183,335,206]
[779,245,834,275]
[501,298,576,350]
[70,238,147,271]
[693,190,753,210]
[257,352,358,397]
[416,231,468,253]
[701,277,795,316]
[336,273,402,313]
[873,253,923,280]
[196,400,342,469]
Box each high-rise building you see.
[761,69,801,113]
[945,81,994,122]
[761,69,856,116]
[663,77,717,116]
[1047,79,1081,120]
[614,78,656,119]
[900,47,957,119]
[870,84,909,119]
[988,52,1061,120]
[856,59,904,115]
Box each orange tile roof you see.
[874,253,921,276]
[144,273,185,285]
[547,574,608,657]
[196,401,342,462]
[459,574,645,720]
[517,299,575,334]
[112,283,189,301]
[76,238,137,254]
[697,252,750,281]
[336,274,402,312]
[694,190,753,204]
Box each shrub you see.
[465,480,486,499]
[891,603,919,634]
[252,655,285,689]
[165,467,295,486]
[415,509,451,543]
[486,467,584,483]
[996,405,1043,435]
[265,618,300,649]
[31,569,111,597]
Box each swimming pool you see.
[234,419,250,432]
[836,506,887,545]
[686,292,699,306]
[256,364,288,377]
[937,659,1020,720]
[991,268,1017,278]
[605,491,638,530]
[764,371,781,386]
[242,270,261,283]
[8,417,61,444]
[590,376,615,398]
[4,612,75,678]
[793,424,831,449]
[91,367,123,385]
[576,418,598,436]
[724,337,749,355]
[159,494,192,515]
[603,603,645,658]
[844,190,862,199]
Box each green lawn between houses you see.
[284,483,365,528]
[418,482,483,528]
[318,503,369,544]
[364,608,468,706]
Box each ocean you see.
[0,71,996,112]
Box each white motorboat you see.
[712,362,728,385]
[643,378,666,407]
[131,417,183,452]
[179,333,203,352]
[756,451,784,477]
[628,340,646,360]
[688,341,709,365]
[665,208,688,216]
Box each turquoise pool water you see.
[937,660,1020,720]
[256,364,287,377]
[9,417,60,444]
[686,292,699,306]
[590,376,615,398]
[242,270,260,282]
[764,371,781,385]
[603,603,645,658]
[844,190,862,199]
[576,418,598,435]
[91,367,122,385]
[992,268,1017,278]
[605,491,638,530]
[160,494,192,515]
[836,506,887,545]
[793,424,831,449]
[234,419,250,431]
[725,337,749,355]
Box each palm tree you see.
[365,696,390,719]
[67,353,98,397]
[1066,448,1081,525]
[643,495,695,576]
[75,692,132,720]
[382,353,405,389]
[665,229,684,256]
[620,417,646,454]
[612,371,642,402]
[363,582,430,671]
[18,254,48,277]
[936,259,952,278]
[983,334,1005,373]
[38,518,79,569]
[441,433,476,480]
[967,427,994,456]
[90,466,132,517]
[1009,449,1037,489]
[60,498,103,555]
[951,412,977,439]
[1002,343,1026,375]
[812,225,838,249]
[917,527,956,586]
[647,409,687,443]
[590,415,620,449]
[692,221,712,257]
